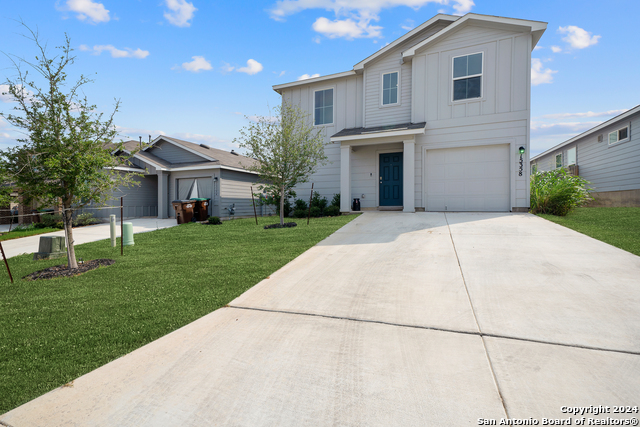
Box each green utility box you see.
[33,236,66,260]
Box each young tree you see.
[235,102,328,226]
[0,26,139,269]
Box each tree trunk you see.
[280,184,285,226]
[63,206,78,269]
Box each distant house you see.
[90,136,262,219]
[273,13,547,213]
[531,105,640,207]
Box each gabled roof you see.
[531,105,640,162]
[145,136,218,162]
[403,13,547,59]
[273,13,546,94]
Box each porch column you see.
[157,171,169,219]
[340,145,351,212]
[403,140,415,213]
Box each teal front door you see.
[379,152,403,206]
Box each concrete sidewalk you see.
[2,212,639,426]
[1,218,178,259]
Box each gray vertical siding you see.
[147,140,207,164]
[168,170,216,218]
[220,169,260,217]
[532,112,640,193]
[79,173,158,219]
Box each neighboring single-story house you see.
[531,105,640,207]
[273,13,546,213]
[86,136,263,219]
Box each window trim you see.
[566,147,576,166]
[313,87,335,127]
[555,153,563,169]
[608,124,630,146]
[380,70,401,107]
[451,51,484,103]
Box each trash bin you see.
[352,198,361,211]
[172,200,195,224]
[189,198,210,221]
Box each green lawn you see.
[0,227,60,242]
[538,207,640,256]
[0,214,358,414]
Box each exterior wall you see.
[349,142,404,209]
[363,23,448,127]
[147,140,205,164]
[131,157,158,174]
[220,169,259,217]
[532,112,640,196]
[168,170,219,218]
[78,173,158,219]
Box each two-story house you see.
[273,13,546,213]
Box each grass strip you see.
[0,214,358,413]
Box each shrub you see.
[73,212,99,227]
[294,199,308,211]
[33,222,49,229]
[207,216,222,225]
[41,213,64,229]
[309,206,322,217]
[293,208,307,218]
[530,168,593,216]
[330,193,340,208]
[324,205,340,216]
[311,191,328,212]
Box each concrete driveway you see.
[3,212,640,426]
[1,218,178,259]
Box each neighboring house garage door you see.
[425,144,510,212]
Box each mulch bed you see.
[23,259,115,281]
[264,222,297,229]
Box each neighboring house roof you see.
[112,137,259,171]
[273,12,547,94]
[331,122,427,142]
[531,104,640,162]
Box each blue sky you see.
[1,0,638,156]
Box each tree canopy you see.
[235,102,328,225]
[0,25,139,268]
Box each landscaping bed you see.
[0,214,359,413]
[538,207,640,256]
[23,259,115,281]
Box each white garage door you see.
[425,144,510,212]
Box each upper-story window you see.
[314,88,333,126]
[608,126,629,145]
[453,52,483,101]
[382,71,399,105]
[555,153,562,169]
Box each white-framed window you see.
[452,52,483,101]
[608,126,629,145]
[531,163,538,174]
[314,88,333,126]
[555,153,562,169]
[566,147,576,166]
[381,71,399,105]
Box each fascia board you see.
[168,164,259,175]
[353,14,458,71]
[531,105,640,161]
[403,14,548,59]
[272,71,356,93]
[330,127,425,142]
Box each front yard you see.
[538,207,640,256]
[0,215,358,414]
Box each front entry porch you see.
[331,122,426,213]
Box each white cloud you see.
[180,56,212,72]
[312,16,382,39]
[312,36,322,44]
[536,109,628,120]
[220,62,235,74]
[164,0,197,27]
[297,73,320,81]
[551,45,562,53]
[80,44,149,58]
[531,58,557,86]
[0,84,35,103]
[558,25,601,49]
[273,70,286,77]
[533,45,543,51]
[269,0,474,39]
[237,59,263,75]
[401,19,415,31]
[64,0,110,23]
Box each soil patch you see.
[264,222,297,230]
[23,259,115,281]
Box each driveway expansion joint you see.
[226,305,640,356]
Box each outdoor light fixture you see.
[518,146,525,176]
[519,146,526,154]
